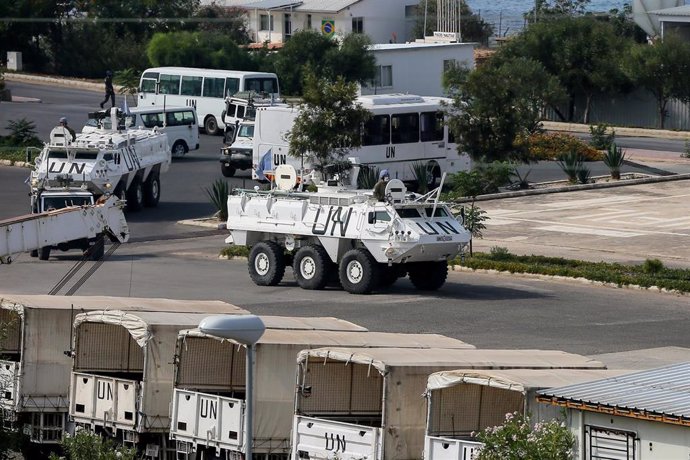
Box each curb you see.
[4,72,125,93]
[542,121,690,140]
[177,219,226,230]
[0,159,30,168]
[450,265,688,297]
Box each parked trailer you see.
[424,368,631,460]
[170,322,473,460]
[0,195,128,263]
[292,347,606,460]
[69,306,249,457]
[0,295,245,447]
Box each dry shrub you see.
[517,132,602,162]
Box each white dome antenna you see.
[275,164,298,191]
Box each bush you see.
[410,161,431,194]
[220,245,250,258]
[642,258,664,274]
[602,143,626,179]
[357,165,379,189]
[557,151,584,183]
[49,429,138,460]
[204,179,230,221]
[589,123,616,150]
[3,118,42,147]
[449,161,514,197]
[518,132,601,162]
[489,246,511,260]
[476,412,575,460]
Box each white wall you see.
[361,43,475,97]
[567,409,690,460]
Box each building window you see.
[374,65,393,88]
[307,14,312,29]
[259,14,274,31]
[585,425,636,460]
[352,17,364,34]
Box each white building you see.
[223,0,420,45]
[538,362,690,460]
[361,42,475,96]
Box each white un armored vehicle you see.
[30,107,170,215]
[226,165,471,294]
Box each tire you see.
[30,250,38,258]
[143,174,161,208]
[408,261,448,291]
[221,163,236,178]
[339,248,379,295]
[248,241,286,286]
[171,141,187,158]
[204,116,219,136]
[293,245,331,290]
[126,177,144,212]
[38,247,51,261]
[379,265,404,288]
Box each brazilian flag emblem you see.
[321,19,335,37]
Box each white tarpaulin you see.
[296,347,606,460]
[175,328,474,454]
[0,294,246,413]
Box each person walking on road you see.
[100,70,115,109]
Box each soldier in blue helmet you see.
[373,169,390,201]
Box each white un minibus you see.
[138,67,280,135]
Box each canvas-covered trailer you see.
[171,324,474,460]
[292,347,606,460]
[424,368,630,460]
[69,307,248,456]
[0,294,246,445]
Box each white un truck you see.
[226,165,471,294]
[28,108,169,259]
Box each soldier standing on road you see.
[373,169,390,201]
[100,70,115,109]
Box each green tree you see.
[412,0,493,44]
[444,58,565,163]
[497,17,631,123]
[147,30,253,69]
[524,0,590,23]
[193,4,250,44]
[287,72,371,175]
[622,34,690,129]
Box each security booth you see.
[170,322,474,460]
[0,294,246,447]
[69,307,248,459]
[424,368,630,460]
[292,347,606,460]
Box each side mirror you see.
[368,212,376,224]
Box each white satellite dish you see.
[385,179,406,204]
[275,164,298,191]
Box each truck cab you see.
[219,120,254,177]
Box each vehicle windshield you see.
[237,124,254,138]
[42,195,93,211]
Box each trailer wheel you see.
[204,115,219,136]
[409,261,448,291]
[126,177,144,211]
[143,174,161,207]
[248,241,285,286]
[293,245,331,290]
[339,248,379,295]
[221,163,236,178]
[38,247,51,261]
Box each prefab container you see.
[0,294,246,445]
[68,306,248,457]
[424,368,630,460]
[292,347,606,460]
[170,324,474,460]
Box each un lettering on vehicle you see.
[311,206,354,237]
[416,220,461,236]
[273,152,287,166]
[48,162,87,175]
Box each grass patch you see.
[0,147,27,163]
[451,252,690,293]
[220,245,250,259]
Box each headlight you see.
[104,182,112,190]
[384,247,399,258]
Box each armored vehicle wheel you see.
[30,250,38,258]
[248,241,286,286]
[221,163,236,178]
[204,115,219,136]
[379,265,405,288]
[408,261,448,291]
[293,245,331,290]
[38,247,51,261]
[126,178,144,212]
[143,174,161,207]
[339,248,379,295]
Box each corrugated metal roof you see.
[649,4,690,16]
[538,362,690,421]
[236,0,302,9]
[295,0,361,13]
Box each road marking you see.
[535,225,643,238]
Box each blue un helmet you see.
[379,169,390,180]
